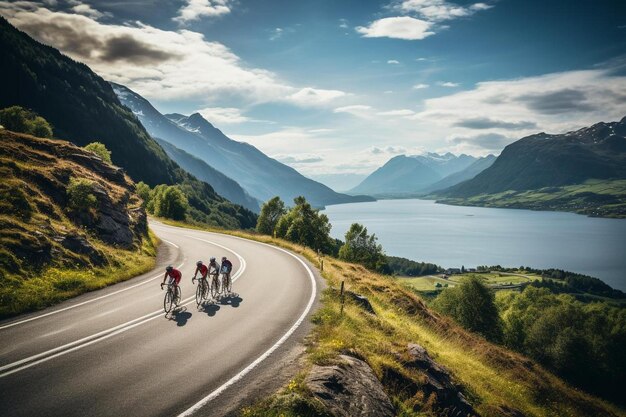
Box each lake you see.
[323,199,626,291]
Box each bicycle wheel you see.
[223,274,232,293]
[211,275,220,297]
[164,289,173,313]
[203,280,210,299]
[195,282,204,306]
[174,286,181,306]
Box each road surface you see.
[0,221,320,417]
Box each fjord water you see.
[324,199,626,291]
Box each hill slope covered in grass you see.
[0,129,158,317]
[0,17,256,229]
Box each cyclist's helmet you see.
[196,260,203,266]
[166,265,173,272]
[221,256,227,262]
[210,257,216,262]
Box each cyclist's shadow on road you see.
[219,293,243,308]
[169,307,192,326]
[201,303,220,317]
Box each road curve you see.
[0,220,321,417]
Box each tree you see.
[256,196,286,235]
[432,275,502,342]
[84,142,112,164]
[67,177,97,211]
[152,185,188,220]
[338,223,389,273]
[135,182,151,208]
[275,196,334,252]
[0,106,53,138]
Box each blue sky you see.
[2,0,626,189]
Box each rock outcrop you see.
[400,343,478,417]
[305,355,395,417]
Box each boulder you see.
[402,343,478,417]
[345,291,375,314]
[305,355,395,417]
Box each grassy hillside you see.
[437,179,626,218]
[0,17,256,230]
[155,220,624,417]
[0,129,157,317]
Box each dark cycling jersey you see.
[221,260,233,273]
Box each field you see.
[398,271,541,293]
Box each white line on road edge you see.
[0,241,246,378]
[0,240,182,331]
[176,233,317,417]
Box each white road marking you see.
[176,232,317,417]
[0,239,246,378]
[0,239,183,331]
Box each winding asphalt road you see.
[0,221,321,417]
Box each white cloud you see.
[387,59,400,64]
[339,18,349,29]
[438,81,460,87]
[71,3,109,19]
[412,83,429,89]
[333,105,372,117]
[196,107,252,124]
[274,154,324,164]
[366,145,407,155]
[415,68,626,152]
[174,0,232,24]
[356,16,434,40]
[288,87,347,107]
[1,2,348,108]
[377,109,415,117]
[399,0,492,22]
[269,27,283,41]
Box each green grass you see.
[155,218,625,417]
[398,271,541,293]
[437,179,626,218]
[0,230,158,318]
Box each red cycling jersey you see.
[196,264,208,278]
[166,269,182,285]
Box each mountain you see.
[436,118,626,217]
[441,118,626,197]
[154,138,261,212]
[0,17,256,229]
[349,153,477,196]
[423,154,496,193]
[112,83,374,208]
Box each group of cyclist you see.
[161,256,233,296]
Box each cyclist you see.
[207,257,220,278]
[221,256,233,284]
[192,260,208,284]
[161,265,182,294]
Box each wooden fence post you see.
[340,280,345,316]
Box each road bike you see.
[162,283,181,313]
[194,276,209,306]
[221,270,232,294]
[210,271,221,298]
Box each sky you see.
[2,0,626,190]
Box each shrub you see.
[152,185,188,220]
[338,223,389,273]
[67,177,97,211]
[432,275,503,342]
[84,142,112,164]
[0,106,53,138]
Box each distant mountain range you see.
[435,118,626,218]
[113,84,374,208]
[421,155,496,194]
[440,118,626,197]
[349,152,484,196]
[0,17,256,229]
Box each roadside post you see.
[340,280,345,316]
